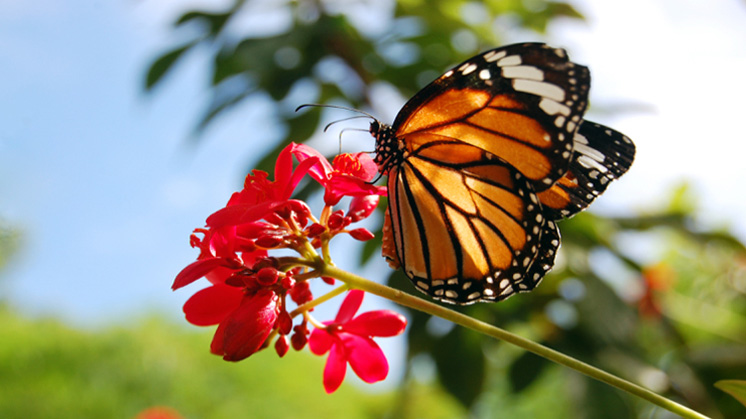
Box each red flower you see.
[308,290,407,393]
[135,407,183,419]
[173,143,390,366]
[290,143,386,205]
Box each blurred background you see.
[2,0,746,417]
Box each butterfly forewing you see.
[392,43,590,190]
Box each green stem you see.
[290,284,350,318]
[320,264,711,419]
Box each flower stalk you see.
[320,264,711,419]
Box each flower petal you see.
[206,200,310,229]
[308,324,335,355]
[342,333,388,384]
[348,152,379,181]
[290,143,333,183]
[345,310,408,337]
[273,143,294,196]
[336,289,364,323]
[324,176,387,204]
[285,155,323,198]
[210,320,228,356]
[220,289,279,361]
[183,283,243,326]
[323,341,348,394]
[172,257,234,290]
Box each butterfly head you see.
[371,120,402,175]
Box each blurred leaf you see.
[195,77,255,133]
[0,221,22,275]
[578,377,634,419]
[715,380,746,407]
[175,10,233,35]
[144,41,198,90]
[508,351,549,393]
[666,182,698,214]
[431,327,486,407]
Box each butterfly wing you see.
[392,43,590,189]
[537,120,636,220]
[383,138,555,304]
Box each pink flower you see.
[290,143,386,205]
[308,290,407,393]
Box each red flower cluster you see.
[172,143,404,393]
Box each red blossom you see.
[290,143,386,205]
[308,290,407,393]
[173,143,392,371]
[135,407,183,419]
[638,263,676,319]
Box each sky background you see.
[2,0,746,333]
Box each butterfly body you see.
[370,43,636,305]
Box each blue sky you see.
[2,0,746,329]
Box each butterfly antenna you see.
[296,103,377,121]
[323,115,371,132]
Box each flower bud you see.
[275,335,289,358]
[348,228,375,241]
[291,324,309,350]
[327,210,345,230]
[280,275,296,290]
[256,267,279,286]
[347,195,380,222]
[305,223,326,238]
[276,310,293,335]
[289,280,313,305]
[255,235,283,249]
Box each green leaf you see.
[431,327,486,407]
[144,41,197,90]
[715,380,746,408]
[508,350,549,393]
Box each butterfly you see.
[369,43,635,305]
[302,42,635,305]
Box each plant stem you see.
[320,264,711,419]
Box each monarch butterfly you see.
[308,43,635,305]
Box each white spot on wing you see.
[501,65,544,80]
[575,143,607,163]
[512,79,565,101]
[539,98,571,116]
[497,55,522,66]
[461,63,478,75]
[483,50,507,62]
[479,69,491,80]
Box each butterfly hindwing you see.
[537,120,636,220]
[384,139,556,304]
